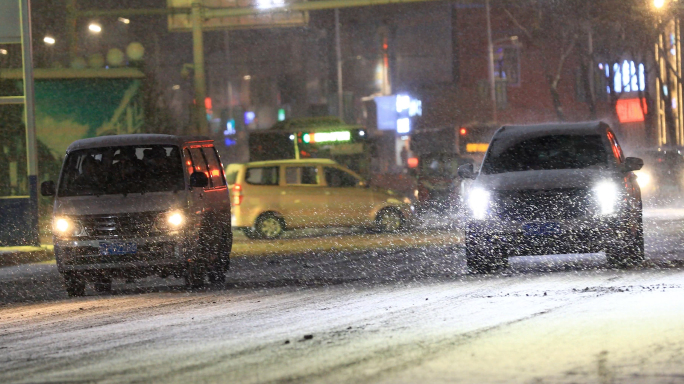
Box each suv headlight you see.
[593,181,619,215]
[53,217,84,237]
[634,170,651,189]
[467,187,491,220]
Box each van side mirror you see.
[622,157,644,172]
[190,171,209,188]
[457,163,477,179]
[41,181,56,196]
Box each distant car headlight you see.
[634,170,651,189]
[53,217,84,237]
[593,181,619,215]
[467,187,491,220]
[167,211,184,227]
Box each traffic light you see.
[458,127,467,154]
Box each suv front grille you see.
[492,188,593,221]
[75,211,162,239]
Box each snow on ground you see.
[0,208,683,383]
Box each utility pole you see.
[20,0,39,245]
[486,0,497,122]
[335,8,344,121]
[66,0,78,59]
[191,1,208,135]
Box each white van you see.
[226,159,414,239]
[41,134,232,296]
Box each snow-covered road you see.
[1,210,684,383]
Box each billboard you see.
[167,0,309,31]
[0,1,20,44]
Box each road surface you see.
[1,209,684,383]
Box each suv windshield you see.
[58,145,184,196]
[482,134,608,174]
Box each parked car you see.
[226,159,414,239]
[459,122,644,273]
[41,134,232,296]
[412,153,473,214]
[633,148,684,202]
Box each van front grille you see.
[74,212,162,239]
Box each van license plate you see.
[99,242,137,256]
[523,222,560,236]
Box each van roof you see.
[231,158,339,168]
[66,134,213,153]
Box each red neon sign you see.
[616,98,647,123]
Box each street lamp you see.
[0,49,7,55]
[654,0,667,9]
[43,36,55,45]
[118,17,130,24]
[88,23,102,33]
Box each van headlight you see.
[467,187,491,220]
[53,217,84,237]
[593,181,619,215]
[168,212,184,227]
[155,211,185,232]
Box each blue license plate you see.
[523,222,560,236]
[99,242,137,256]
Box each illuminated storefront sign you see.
[302,131,351,144]
[616,98,647,123]
[466,143,490,153]
[375,94,422,133]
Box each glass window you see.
[226,171,238,185]
[58,145,184,196]
[285,166,319,185]
[245,167,279,185]
[202,147,226,187]
[482,135,608,175]
[324,167,359,188]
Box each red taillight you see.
[232,184,243,205]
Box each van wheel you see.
[376,208,404,232]
[208,228,231,285]
[255,214,284,239]
[185,262,206,289]
[63,273,86,297]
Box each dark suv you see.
[458,122,644,273]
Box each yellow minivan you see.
[226,159,414,239]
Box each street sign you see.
[167,0,308,31]
[0,0,21,43]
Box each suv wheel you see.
[94,277,112,293]
[606,216,645,268]
[465,242,508,274]
[376,208,404,232]
[255,214,284,239]
[63,272,86,297]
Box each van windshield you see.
[58,145,184,197]
[481,134,608,175]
